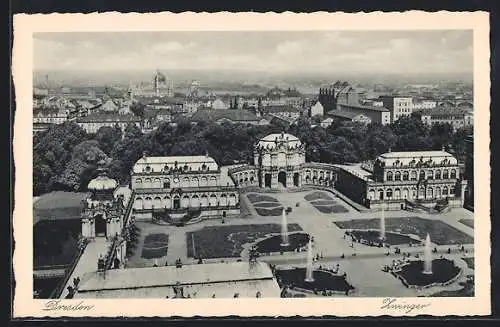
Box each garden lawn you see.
[312,204,349,214]
[141,233,169,259]
[304,191,334,202]
[459,219,474,229]
[33,218,81,268]
[253,202,282,208]
[334,217,474,245]
[33,191,89,225]
[255,207,284,216]
[246,193,279,204]
[187,223,303,259]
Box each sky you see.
[33,30,473,75]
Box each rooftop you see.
[379,151,454,159]
[133,155,219,173]
[78,261,275,292]
[191,109,260,122]
[337,103,389,112]
[327,110,370,119]
[76,113,141,123]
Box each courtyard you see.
[122,188,475,297]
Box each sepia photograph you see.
[13,11,490,317]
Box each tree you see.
[429,123,454,150]
[130,102,146,118]
[33,121,87,194]
[58,140,108,191]
[391,116,432,151]
[95,125,123,155]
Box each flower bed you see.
[312,204,349,214]
[391,258,462,289]
[255,207,284,216]
[186,223,303,259]
[141,233,169,259]
[304,191,334,202]
[246,193,279,204]
[334,217,474,245]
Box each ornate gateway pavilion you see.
[130,154,240,223]
[229,132,338,190]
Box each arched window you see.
[419,170,426,180]
[386,189,393,199]
[427,170,433,180]
[386,171,393,181]
[427,187,433,198]
[394,188,401,199]
[395,171,401,181]
[410,171,417,181]
[442,186,448,196]
[450,169,457,179]
[435,170,441,179]
[402,171,409,181]
[443,169,449,179]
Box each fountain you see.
[379,204,386,241]
[423,234,433,275]
[280,208,290,247]
[304,239,314,282]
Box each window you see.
[427,170,434,180]
[395,171,401,181]
[410,171,417,181]
[419,170,426,180]
[450,169,457,179]
[402,171,409,181]
[386,189,393,198]
[386,171,393,181]
[443,169,449,179]
[435,170,441,179]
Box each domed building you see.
[229,131,338,190]
[81,161,126,239]
[254,132,306,188]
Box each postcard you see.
[12,11,490,317]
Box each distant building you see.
[211,98,229,110]
[309,101,324,117]
[318,81,352,110]
[320,117,334,128]
[261,105,301,121]
[327,110,372,125]
[417,108,474,131]
[130,70,174,98]
[336,103,390,125]
[380,95,414,122]
[76,113,142,134]
[413,99,437,111]
[190,109,267,125]
[33,107,73,125]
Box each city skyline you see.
[34,30,473,75]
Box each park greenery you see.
[33,114,472,196]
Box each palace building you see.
[229,132,338,190]
[335,150,467,210]
[130,154,240,223]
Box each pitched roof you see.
[327,110,371,120]
[337,103,389,112]
[191,109,260,122]
[76,113,141,123]
[263,105,300,113]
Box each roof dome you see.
[257,132,302,150]
[87,160,118,191]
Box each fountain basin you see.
[392,258,462,289]
[255,232,310,254]
[276,268,355,294]
[347,230,421,246]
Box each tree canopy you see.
[33,116,473,196]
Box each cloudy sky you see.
[34,30,472,74]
